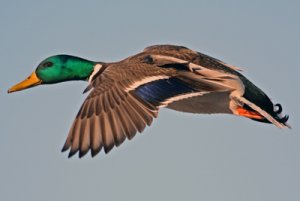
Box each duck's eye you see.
[43,61,53,67]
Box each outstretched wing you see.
[62,61,204,158]
[61,63,164,158]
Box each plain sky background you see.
[1,1,299,201]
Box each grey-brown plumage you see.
[61,44,290,158]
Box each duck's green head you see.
[8,55,96,93]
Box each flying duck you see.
[8,45,290,158]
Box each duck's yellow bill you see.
[8,72,42,93]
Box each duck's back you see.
[141,44,241,74]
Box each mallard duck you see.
[8,45,290,158]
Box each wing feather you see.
[62,79,159,157]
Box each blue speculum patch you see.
[135,77,197,105]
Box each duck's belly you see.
[166,92,232,114]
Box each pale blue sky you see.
[1,1,299,201]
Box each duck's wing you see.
[61,61,207,158]
[62,56,235,158]
[62,63,163,158]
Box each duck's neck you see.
[62,57,96,81]
[88,63,104,83]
